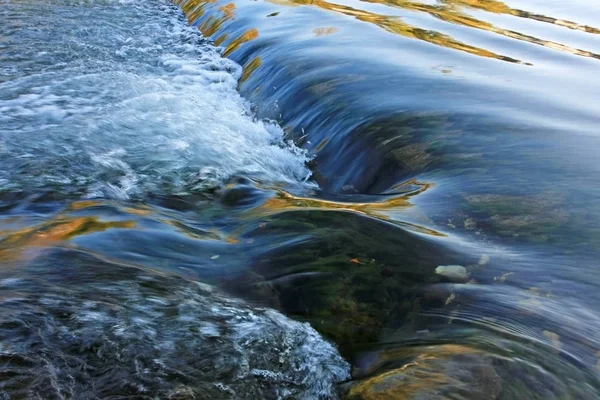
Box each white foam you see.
[0,0,313,199]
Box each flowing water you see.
[1,0,600,398]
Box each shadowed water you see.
[2,0,600,398]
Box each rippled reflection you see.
[443,0,600,34]
[359,0,600,61]
[176,0,264,79]
[0,215,135,263]
[179,0,600,64]
[253,181,426,216]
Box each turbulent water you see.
[2,0,600,398]
[0,0,313,198]
[0,1,348,398]
[0,251,349,399]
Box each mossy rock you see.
[346,345,501,400]
[240,210,467,358]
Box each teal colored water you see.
[2,0,600,397]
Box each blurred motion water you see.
[2,0,600,398]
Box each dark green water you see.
[2,0,600,398]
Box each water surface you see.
[2,0,600,398]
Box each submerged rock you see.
[435,264,470,282]
[0,250,350,399]
[346,345,501,400]
[463,193,569,242]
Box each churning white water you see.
[0,0,313,200]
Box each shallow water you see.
[2,0,600,398]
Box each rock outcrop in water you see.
[0,249,350,399]
[345,345,502,400]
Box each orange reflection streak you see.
[249,182,445,235]
[177,0,213,25]
[267,0,523,63]
[178,0,600,63]
[178,0,260,59]
[177,0,235,35]
[188,5,208,24]
[199,15,228,36]
[122,207,154,216]
[443,0,600,35]
[214,33,230,46]
[69,200,102,210]
[360,0,600,61]
[240,56,263,83]
[220,2,237,19]
[223,28,259,56]
[315,138,330,152]
[247,180,445,236]
[256,190,411,215]
[0,217,136,263]
[161,219,243,244]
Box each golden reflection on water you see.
[219,2,237,18]
[443,0,600,35]
[274,0,524,63]
[223,28,259,56]
[240,56,263,83]
[359,0,600,61]
[0,216,136,263]
[176,0,263,78]
[255,190,412,216]
[247,182,445,236]
[178,0,600,65]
